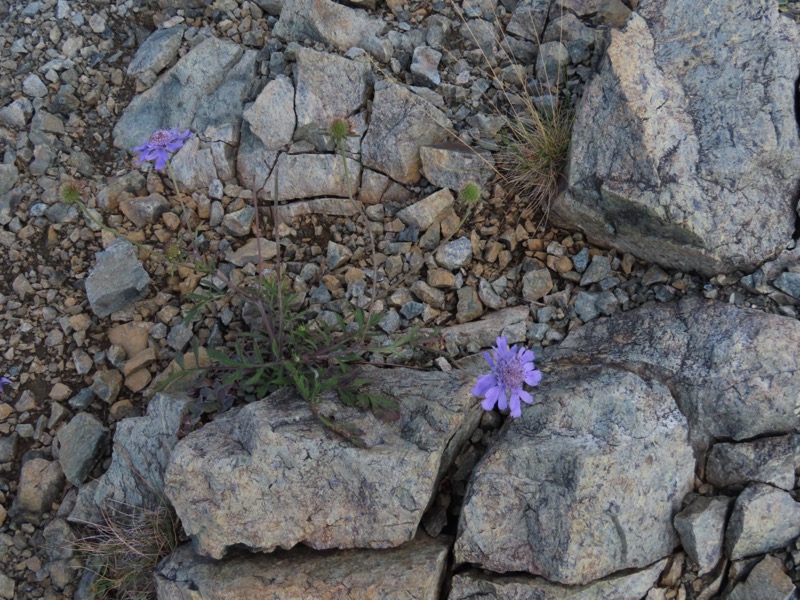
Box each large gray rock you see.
[69,394,191,524]
[273,0,389,61]
[127,26,185,78]
[242,75,296,151]
[729,555,796,600]
[396,188,454,231]
[54,412,109,486]
[362,83,451,184]
[294,48,370,141]
[164,367,481,559]
[113,37,246,151]
[546,296,800,451]
[706,434,799,492]
[555,3,800,275]
[156,534,449,599]
[724,483,800,560]
[455,366,694,585]
[13,458,65,516]
[420,142,494,192]
[450,559,668,600]
[85,239,151,318]
[263,153,361,201]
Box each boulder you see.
[362,83,451,184]
[164,367,481,559]
[455,366,694,585]
[263,153,361,201]
[242,75,296,151]
[705,434,799,491]
[724,483,800,560]
[673,495,732,575]
[555,2,800,275]
[728,555,796,600]
[127,26,185,79]
[450,559,668,600]
[546,296,800,451]
[156,534,450,599]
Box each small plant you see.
[75,500,181,600]
[471,336,542,418]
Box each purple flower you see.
[471,336,542,418]
[0,377,10,395]
[132,129,193,170]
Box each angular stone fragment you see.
[164,367,481,559]
[0,164,19,196]
[264,153,361,200]
[294,48,369,139]
[440,306,529,351]
[397,189,454,231]
[673,495,732,575]
[706,435,799,491]
[242,75,296,150]
[273,0,389,60]
[436,236,473,270]
[421,142,494,192]
[274,198,358,222]
[54,413,109,486]
[119,193,171,227]
[362,83,451,184]
[729,555,796,600]
[411,45,442,87]
[522,268,553,302]
[556,4,800,274]
[225,238,278,266]
[113,37,244,151]
[156,535,450,599]
[127,26,184,78]
[455,366,694,584]
[506,0,549,42]
[546,296,800,451]
[724,483,800,560]
[171,136,217,192]
[14,458,65,515]
[450,559,668,600]
[85,240,150,317]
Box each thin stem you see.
[165,160,188,225]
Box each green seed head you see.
[60,180,83,205]
[328,118,352,143]
[459,182,481,205]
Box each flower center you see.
[149,129,171,146]
[495,356,524,389]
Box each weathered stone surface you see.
[0,164,19,196]
[236,121,278,192]
[156,534,449,599]
[397,188,454,231]
[273,0,389,60]
[436,236,473,270]
[522,268,553,302]
[242,75,296,151]
[450,559,667,600]
[420,142,494,192]
[14,458,65,515]
[164,367,481,559]
[411,45,442,87]
[264,153,361,201]
[85,240,150,318]
[506,0,549,42]
[546,296,800,451]
[294,48,369,139]
[119,193,171,227]
[113,37,244,151]
[225,238,278,266]
[555,3,800,275]
[673,495,732,575]
[362,83,451,184]
[170,135,217,192]
[69,394,191,524]
[440,305,529,351]
[729,555,796,600]
[96,171,146,211]
[54,412,109,486]
[274,198,358,222]
[455,366,694,585]
[724,483,800,560]
[706,434,799,491]
[127,26,184,78]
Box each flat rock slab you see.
[455,366,694,585]
[156,534,449,599]
[164,367,481,559]
[546,296,800,451]
[450,558,667,600]
[556,1,800,275]
[85,239,150,318]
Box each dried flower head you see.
[132,129,193,170]
[471,336,541,418]
[60,180,84,205]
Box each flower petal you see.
[471,374,497,397]
[481,396,497,411]
[496,389,509,411]
[519,349,535,363]
[483,351,495,369]
[518,388,533,405]
[524,370,543,386]
[509,395,522,418]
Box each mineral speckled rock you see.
[724,483,800,560]
[126,26,184,78]
[396,188,454,231]
[455,366,694,585]
[53,412,109,486]
[164,367,481,559]
[546,296,800,451]
[450,558,668,600]
[85,239,151,318]
[263,153,361,201]
[705,434,799,491]
[156,535,450,599]
[555,2,800,274]
[673,495,732,575]
[728,555,796,600]
[420,142,494,192]
[242,74,296,151]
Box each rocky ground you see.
[1,0,800,599]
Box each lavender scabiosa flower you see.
[0,377,10,395]
[471,336,541,418]
[132,129,192,170]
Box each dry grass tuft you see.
[75,500,181,600]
